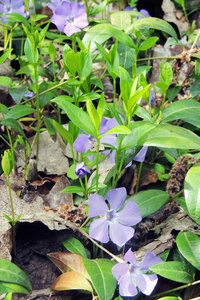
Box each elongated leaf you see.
[150,261,194,283]
[0,49,12,65]
[1,118,28,142]
[121,121,154,150]
[52,100,97,137]
[6,13,30,27]
[127,17,177,40]
[47,252,89,278]
[184,162,200,224]
[61,186,83,194]
[83,258,117,300]
[0,76,12,86]
[86,98,100,132]
[62,237,87,259]
[161,99,200,127]
[0,282,29,294]
[139,37,159,51]
[158,297,182,300]
[2,292,12,300]
[0,259,32,291]
[52,120,73,146]
[8,86,27,105]
[82,24,135,52]
[128,190,169,218]
[100,125,131,137]
[138,123,200,149]
[176,231,200,270]
[5,106,36,120]
[51,272,93,293]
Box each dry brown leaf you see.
[51,271,93,293]
[47,252,89,279]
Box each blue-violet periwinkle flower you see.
[49,0,88,37]
[124,6,151,19]
[73,117,117,161]
[0,0,25,23]
[89,187,142,247]
[75,162,90,179]
[149,88,156,108]
[24,91,36,99]
[133,146,148,162]
[47,0,64,13]
[112,248,163,297]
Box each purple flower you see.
[24,91,36,99]
[149,88,156,108]
[124,6,151,19]
[112,248,163,297]
[75,162,90,179]
[47,0,64,13]
[133,146,148,162]
[73,117,117,161]
[49,0,88,37]
[89,188,142,247]
[0,0,25,23]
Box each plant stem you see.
[6,174,16,256]
[95,138,100,193]
[135,162,143,193]
[34,65,40,166]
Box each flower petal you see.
[135,272,158,296]
[109,220,134,247]
[119,270,138,297]
[89,218,109,243]
[124,248,137,264]
[112,262,130,282]
[64,23,80,36]
[73,12,88,29]
[51,14,66,31]
[106,187,127,211]
[116,201,142,226]
[139,252,163,271]
[89,194,108,217]
[133,146,148,162]
[73,133,91,153]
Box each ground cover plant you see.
[1,0,200,299]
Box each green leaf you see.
[139,37,159,51]
[95,41,112,65]
[0,49,12,65]
[60,186,83,194]
[2,213,13,223]
[52,100,97,137]
[67,164,78,180]
[100,125,131,137]
[111,12,132,31]
[24,38,36,64]
[5,106,35,120]
[150,261,194,283]
[158,297,182,300]
[119,66,133,108]
[138,123,200,149]
[2,292,12,300]
[128,190,169,218]
[118,43,136,70]
[128,84,151,111]
[0,76,12,86]
[65,51,77,76]
[82,259,117,300]
[49,42,57,62]
[121,121,154,150]
[0,258,32,291]
[2,149,13,176]
[159,61,173,89]
[184,162,200,224]
[5,13,30,27]
[127,17,178,41]
[62,237,88,258]
[0,282,29,294]
[8,86,27,105]
[1,118,28,142]
[176,231,200,270]
[89,0,107,16]
[161,99,200,127]
[86,98,100,133]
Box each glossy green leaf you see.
[52,120,73,146]
[62,237,87,259]
[127,17,177,41]
[0,49,12,65]
[52,100,97,137]
[89,0,107,16]
[160,61,173,88]
[176,231,200,270]
[100,125,131,137]
[119,66,133,108]
[2,292,12,300]
[5,106,36,120]
[5,13,30,27]
[0,76,12,86]
[0,258,32,291]
[49,42,57,62]
[0,282,29,294]
[65,51,77,76]
[139,37,159,51]
[150,261,194,283]
[60,186,83,194]
[111,12,131,31]
[86,98,100,133]
[158,297,182,300]
[121,121,154,150]
[184,162,200,224]
[1,150,13,176]
[128,190,169,218]
[138,123,200,149]
[83,258,117,300]
[161,99,200,127]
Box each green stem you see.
[149,279,200,299]
[33,65,40,166]
[113,77,116,109]
[71,34,77,53]
[96,138,100,193]
[135,162,143,193]
[6,174,16,255]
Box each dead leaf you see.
[47,252,89,279]
[51,271,93,293]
